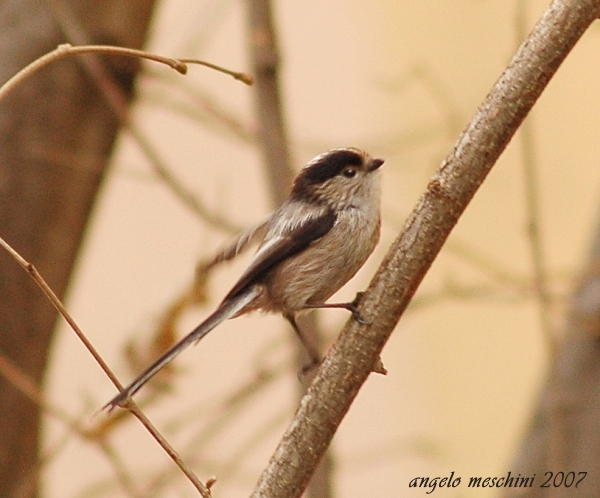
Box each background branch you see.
[48,0,245,233]
[504,213,600,496]
[246,1,333,496]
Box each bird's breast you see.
[264,207,380,313]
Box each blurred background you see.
[1,0,600,497]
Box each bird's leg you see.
[302,292,369,324]
[284,313,321,373]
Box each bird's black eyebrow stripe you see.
[298,149,363,184]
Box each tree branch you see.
[251,1,600,496]
[246,0,294,204]
[246,1,333,497]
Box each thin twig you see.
[0,28,245,232]
[0,236,119,385]
[0,338,142,496]
[0,44,184,104]
[0,42,251,105]
[0,236,212,497]
[180,58,253,85]
[45,0,248,231]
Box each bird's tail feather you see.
[104,286,259,411]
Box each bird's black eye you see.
[342,167,358,178]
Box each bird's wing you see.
[201,216,272,271]
[223,205,336,301]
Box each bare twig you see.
[251,1,600,496]
[0,41,250,107]
[0,37,248,233]
[0,236,212,497]
[180,57,253,85]
[0,44,182,104]
[0,236,119,385]
[51,0,249,231]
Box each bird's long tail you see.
[104,286,259,411]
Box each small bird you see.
[105,148,383,410]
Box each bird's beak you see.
[369,158,385,171]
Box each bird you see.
[105,147,383,410]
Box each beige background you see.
[43,1,600,496]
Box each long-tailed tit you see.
[105,148,383,410]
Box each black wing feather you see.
[223,209,336,301]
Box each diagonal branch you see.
[251,1,600,496]
[0,235,213,498]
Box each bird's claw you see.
[348,293,370,325]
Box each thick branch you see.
[0,2,156,496]
[251,1,600,496]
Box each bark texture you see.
[506,212,600,498]
[0,1,155,496]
